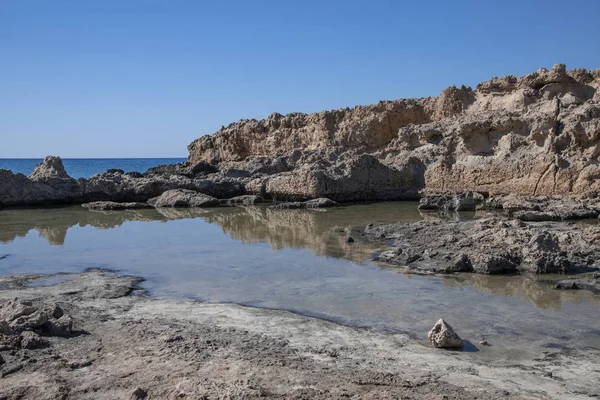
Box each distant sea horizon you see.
[0,158,187,179]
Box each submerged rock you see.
[556,273,600,293]
[148,189,219,208]
[428,319,464,348]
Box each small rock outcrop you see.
[428,319,464,348]
[82,201,153,210]
[148,189,219,208]
[365,217,594,275]
[0,299,74,350]
[556,273,600,293]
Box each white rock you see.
[428,319,464,348]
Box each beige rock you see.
[188,64,600,200]
[428,319,464,348]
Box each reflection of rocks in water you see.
[438,273,600,310]
[0,207,169,245]
[198,205,412,262]
[0,203,422,262]
[37,228,67,246]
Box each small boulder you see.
[428,319,464,348]
[148,189,219,208]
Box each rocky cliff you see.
[188,64,600,200]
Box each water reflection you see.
[1,204,598,310]
[1,203,599,358]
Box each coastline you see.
[1,269,599,399]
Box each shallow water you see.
[0,203,599,362]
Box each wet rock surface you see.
[0,269,597,399]
[365,216,600,275]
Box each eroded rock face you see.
[188,64,600,200]
[428,319,464,348]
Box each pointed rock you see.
[428,319,464,348]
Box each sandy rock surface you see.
[0,269,598,399]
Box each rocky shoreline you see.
[1,269,599,399]
[2,64,600,208]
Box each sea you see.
[0,158,187,179]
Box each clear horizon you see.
[2,0,600,158]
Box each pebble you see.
[479,340,489,346]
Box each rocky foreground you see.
[1,270,599,399]
[2,64,600,207]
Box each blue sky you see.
[1,0,599,158]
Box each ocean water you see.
[0,158,187,179]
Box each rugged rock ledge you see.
[1,269,598,399]
[2,64,599,207]
[189,64,600,201]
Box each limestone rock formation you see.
[188,64,600,200]
[428,319,464,348]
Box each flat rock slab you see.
[148,189,219,208]
[270,198,338,210]
[82,201,153,210]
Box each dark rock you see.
[130,387,148,400]
[270,198,338,210]
[521,232,572,273]
[224,195,264,206]
[418,192,484,212]
[347,236,355,243]
[82,201,153,211]
[556,273,600,293]
[20,331,50,349]
[144,162,217,178]
[513,211,561,221]
[365,217,593,275]
[148,189,219,208]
